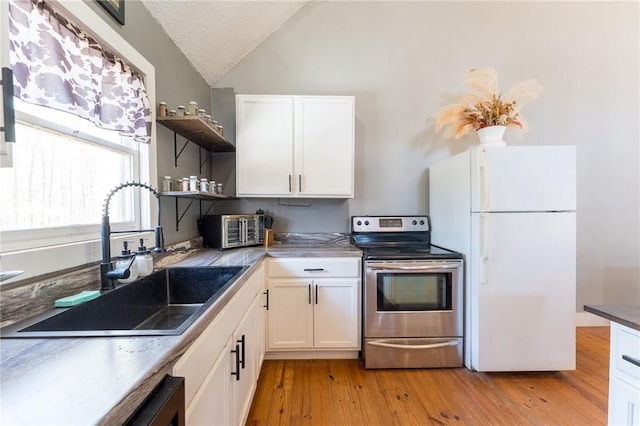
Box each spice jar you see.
[162,176,172,192]
[189,176,198,192]
[216,124,224,136]
[216,183,223,194]
[181,177,189,191]
[167,109,177,117]
[177,105,186,117]
[199,178,209,192]
[209,180,216,193]
[188,101,198,116]
[158,102,167,118]
[198,109,206,119]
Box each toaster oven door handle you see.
[367,339,459,350]
[367,264,459,271]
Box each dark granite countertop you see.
[584,305,640,331]
[0,242,362,425]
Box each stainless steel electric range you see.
[350,215,464,369]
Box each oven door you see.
[364,260,463,338]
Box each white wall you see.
[214,1,639,309]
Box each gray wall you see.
[213,1,640,309]
[85,0,216,245]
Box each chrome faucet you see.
[100,182,165,292]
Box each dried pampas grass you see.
[435,68,542,140]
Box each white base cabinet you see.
[173,262,266,426]
[236,95,355,198]
[266,258,361,354]
[608,322,640,426]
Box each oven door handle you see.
[367,339,459,350]
[367,264,459,271]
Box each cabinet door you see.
[186,338,231,426]
[230,298,260,426]
[236,95,294,196]
[256,284,267,371]
[313,278,360,349]
[609,377,640,426]
[295,96,355,197]
[267,279,313,349]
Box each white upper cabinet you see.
[236,95,355,198]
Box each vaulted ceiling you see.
[141,0,308,86]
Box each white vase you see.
[476,125,506,146]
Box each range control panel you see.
[351,216,430,233]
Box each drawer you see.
[268,257,360,278]
[612,323,640,382]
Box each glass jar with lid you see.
[189,176,198,192]
[158,102,167,118]
[188,101,198,116]
[162,176,172,192]
[199,178,209,192]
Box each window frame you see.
[0,0,157,285]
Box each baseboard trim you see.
[576,311,610,327]
[265,350,359,360]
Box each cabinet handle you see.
[238,335,246,369]
[308,284,311,304]
[622,354,640,368]
[303,268,325,272]
[263,289,269,310]
[231,344,241,381]
[288,175,292,193]
[315,284,318,304]
[298,174,302,192]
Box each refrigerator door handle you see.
[480,148,490,211]
[480,213,488,285]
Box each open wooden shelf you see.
[157,116,235,152]
[159,191,235,200]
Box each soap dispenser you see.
[116,241,138,284]
[135,238,154,277]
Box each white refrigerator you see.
[429,145,576,372]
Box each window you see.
[0,99,141,252]
[0,0,157,284]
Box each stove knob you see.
[419,220,425,225]
[356,220,362,226]
[412,220,417,225]
[364,220,369,226]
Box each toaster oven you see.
[199,214,264,249]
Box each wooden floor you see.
[246,327,610,425]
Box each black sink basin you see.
[0,266,248,338]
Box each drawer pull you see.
[368,339,459,350]
[263,289,269,310]
[622,354,640,368]
[231,344,241,381]
[303,268,325,272]
[308,284,311,304]
[238,335,246,369]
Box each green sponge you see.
[54,290,101,307]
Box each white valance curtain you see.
[8,0,151,143]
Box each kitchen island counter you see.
[0,242,361,425]
[584,305,640,332]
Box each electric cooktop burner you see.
[358,245,462,260]
[350,215,463,260]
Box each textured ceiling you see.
[141,0,308,86]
